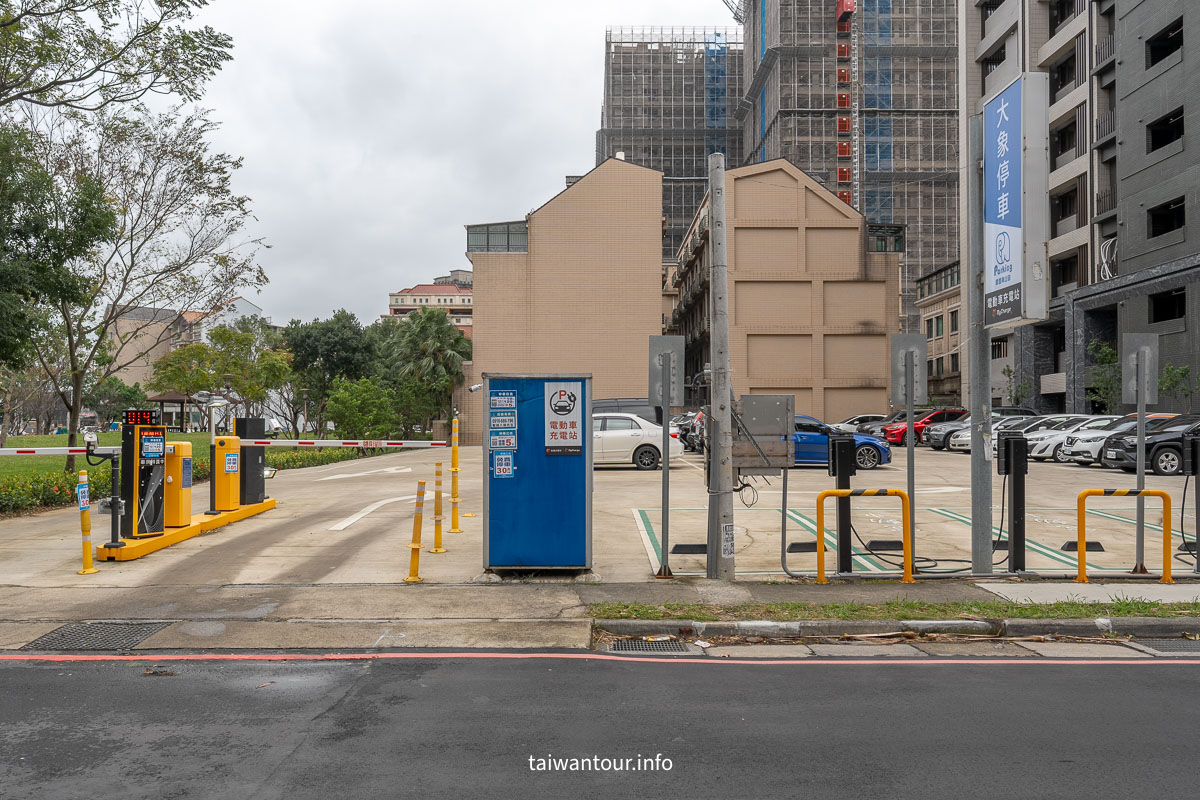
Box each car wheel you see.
[1153,447,1182,476]
[1052,444,1069,463]
[855,444,880,470]
[634,445,660,470]
[930,443,943,451]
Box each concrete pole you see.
[967,114,994,574]
[1134,353,1147,572]
[657,353,673,578]
[706,153,735,580]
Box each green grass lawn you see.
[0,432,214,478]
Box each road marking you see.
[328,496,417,531]
[633,509,661,571]
[317,466,413,481]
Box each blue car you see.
[791,415,891,470]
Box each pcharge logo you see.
[549,389,576,416]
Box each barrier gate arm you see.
[1076,488,1173,584]
[814,489,913,584]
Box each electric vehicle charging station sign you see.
[483,374,592,570]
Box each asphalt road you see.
[2,652,1198,799]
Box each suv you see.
[1101,415,1200,475]
[884,408,966,445]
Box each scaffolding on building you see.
[597,27,745,260]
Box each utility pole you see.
[706,152,735,580]
[967,113,994,574]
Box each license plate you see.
[1106,450,1116,459]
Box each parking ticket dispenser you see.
[482,374,592,570]
[120,410,166,538]
[234,417,267,504]
[164,440,193,527]
[213,436,242,511]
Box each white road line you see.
[328,495,417,531]
[316,466,413,482]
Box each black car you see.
[1100,415,1200,475]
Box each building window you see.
[950,309,959,333]
[935,357,944,377]
[927,360,934,378]
[991,339,1009,360]
[926,318,935,340]
[1147,18,1183,68]
[950,353,960,373]
[1148,197,1186,238]
[935,315,944,337]
[1149,288,1186,324]
[1147,107,1184,153]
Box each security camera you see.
[468,384,483,393]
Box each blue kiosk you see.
[482,373,592,570]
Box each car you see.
[830,414,885,433]
[993,406,1038,417]
[676,411,704,452]
[592,398,662,425]
[883,408,966,446]
[1100,415,1200,475]
[591,412,683,469]
[1061,413,1178,465]
[946,415,1029,452]
[791,415,891,470]
[988,414,1086,458]
[858,409,931,438]
[924,416,976,449]
[1023,416,1119,462]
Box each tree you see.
[1159,363,1193,413]
[283,310,374,434]
[0,1,232,111]
[85,375,147,425]
[380,308,472,422]
[26,106,265,470]
[325,377,400,439]
[0,123,116,369]
[1001,365,1032,408]
[1085,338,1122,414]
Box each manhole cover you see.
[1060,541,1105,552]
[22,622,173,651]
[608,639,691,653]
[1136,639,1200,653]
[787,541,826,553]
[671,543,707,555]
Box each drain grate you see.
[787,541,826,553]
[671,543,707,555]
[1060,541,1105,552]
[1136,639,1200,653]
[609,639,690,653]
[866,540,905,551]
[22,622,173,651]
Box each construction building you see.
[455,158,664,445]
[961,0,1200,413]
[666,159,901,417]
[385,283,473,340]
[731,0,959,333]
[596,27,745,260]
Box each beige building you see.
[385,283,473,340]
[915,261,964,404]
[667,159,901,419]
[455,158,664,444]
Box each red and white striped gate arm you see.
[0,446,120,456]
[238,439,448,448]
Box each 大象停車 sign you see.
[544,381,582,455]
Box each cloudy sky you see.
[197,1,739,326]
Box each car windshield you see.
[1156,417,1200,433]
[1050,418,1086,430]
[1097,417,1139,432]
[1007,417,1047,431]
[1076,417,1116,430]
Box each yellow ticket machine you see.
[164,441,193,527]
[213,436,242,511]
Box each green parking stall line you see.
[637,508,663,563]
[1086,508,1191,543]
[930,508,1121,572]
[784,509,888,572]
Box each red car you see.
[884,408,966,445]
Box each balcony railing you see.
[1052,213,1078,239]
[1095,35,1114,65]
[1095,110,1115,141]
[1096,188,1116,215]
[1052,146,1077,171]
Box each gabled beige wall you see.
[460,159,663,444]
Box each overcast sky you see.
[197,1,739,326]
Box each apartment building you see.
[736,0,959,332]
[454,158,664,445]
[596,27,745,261]
[915,261,965,404]
[962,0,1200,413]
[385,283,473,339]
[666,159,901,418]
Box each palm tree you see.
[384,307,471,420]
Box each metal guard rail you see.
[1076,488,1173,584]
[815,489,913,584]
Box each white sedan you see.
[592,413,683,469]
[1025,416,1119,462]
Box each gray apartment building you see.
[962,0,1199,413]
[737,0,960,332]
[596,27,745,260]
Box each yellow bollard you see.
[405,480,426,583]
[429,462,447,553]
[449,418,463,532]
[77,471,98,575]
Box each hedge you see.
[0,446,393,515]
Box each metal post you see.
[657,354,673,578]
[967,114,993,574]
[106,453,124,549]
[77,470,98,575]
[206,405,219,515]
[430,463,446,553]
[1134,354,1147,573]
[706,152,735,580]
[1194,437,1200,574]
[449,418,462,533]
[835,440,853,574]
[906,350,916,566]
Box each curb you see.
[594,617,1200,639]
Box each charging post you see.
[891,334,927,566]
[828,433,856,573]
[996,429,1028,572]
[1183,432,1200,573]
[1122,334,1158,573]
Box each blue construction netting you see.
[705,31,729,157]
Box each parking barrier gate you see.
[1076,489,1173,584]
[815,489,913,584]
